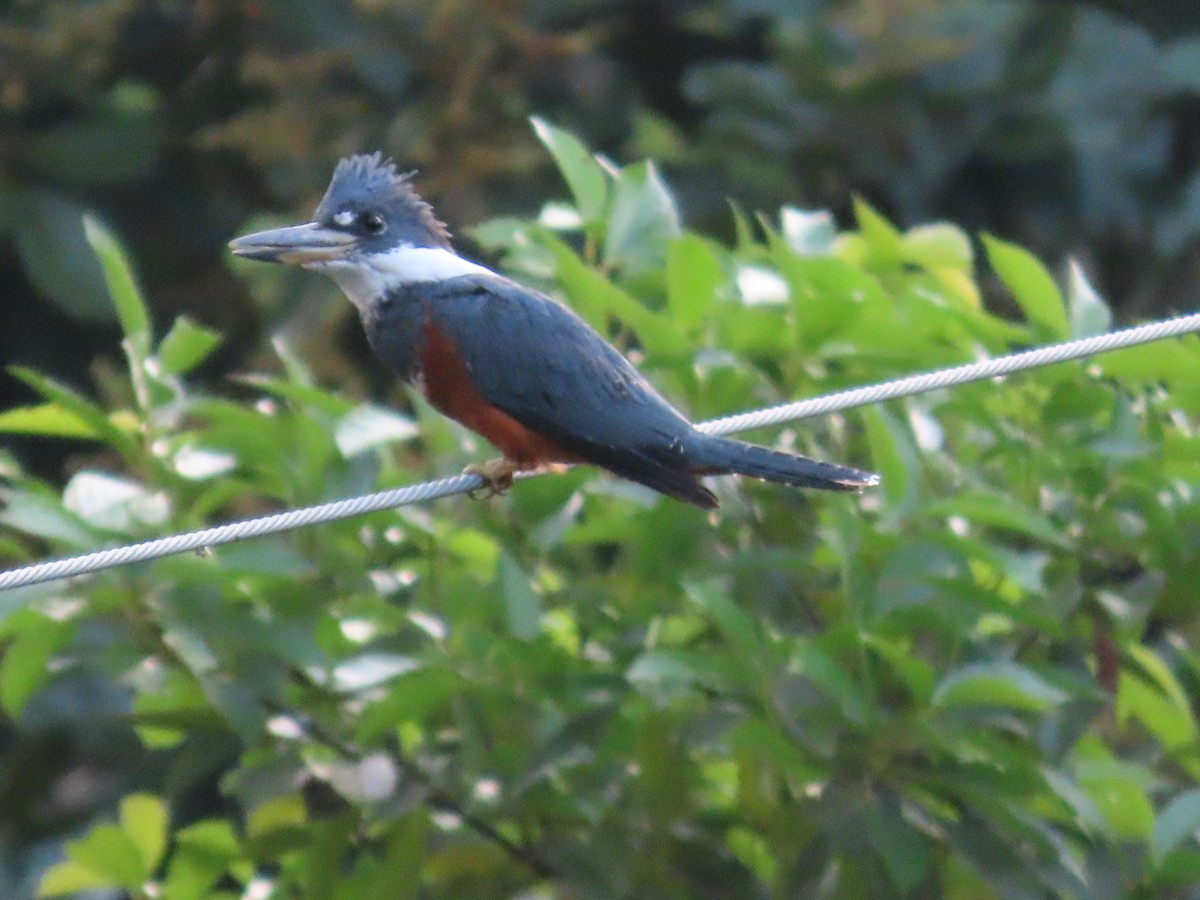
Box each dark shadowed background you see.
[5,0,1200,441]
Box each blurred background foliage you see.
[3,0,1200,897]
[6,0,1200,414]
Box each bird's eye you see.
[358,212,386,235]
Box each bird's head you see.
[229,153,468,285]
[231,154,493,306]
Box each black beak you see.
[228,222,357,264]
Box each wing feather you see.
[425,276,716,507]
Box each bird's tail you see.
[686,434,879,492]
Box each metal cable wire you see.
[698,311,1200,436]
[3,310,1200,592]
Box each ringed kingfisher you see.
[229,153,878,509]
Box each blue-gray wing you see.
[424,275,718,507]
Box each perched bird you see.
[229,153,878,509]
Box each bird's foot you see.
[464,458,519,500]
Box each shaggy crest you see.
[318,152,451,246]
[332,152,409,196]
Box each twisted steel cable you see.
[3,310,1200,592]
[698,312,1200,436]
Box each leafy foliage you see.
[2,124,1200,898]
[6,0,1200,432]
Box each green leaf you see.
[1129,644,1195,716]
[874,540,965,616]
[714,304,791,357]
[604,161,682,276]
[300,818,357,898]
[684,579,760,658]
[853,198,905,266]
[157,316,222,376]
[1153,789,1200,865]
[933,662,1069,712]
[728,719,821,781]
[446,528,500,583]
[547,236,687,357]
[0,613,74,716]
[1076,760,1156,841]
[130,669,214,749]
[1067,259,1112,338]
[923,491,1072,549]
[531,117,609,225]
[37,860,114,897]
[870,802,928,893]
[0,403,98,438]
[903,222,974,270]
[164,820,241,900]
[627,650,717,697]
[237,373,354,418]
[1044,769,1107,834]
[83,215,151,357]
[65,824,148,889]
[1097,337,1200,407]
[1155,850,1200,891]
[0,487,99,548]
[371,814,431,900]
[498,552,541,641]
[726,827,775,885]
[1117,646,1199,750]
[8,367,133,452]
[794,639,871,724]
[863,634,935,700]
[356,668,465,741]
[983,234,1068,338]
[729,201,757,252]
[773,254,873,345]
[1117,672,1198,751]
[120,793,169,875]
[862,406,919,515]
[666,233,722,329]
[247,794,307,840]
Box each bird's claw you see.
[464,459,519,500]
